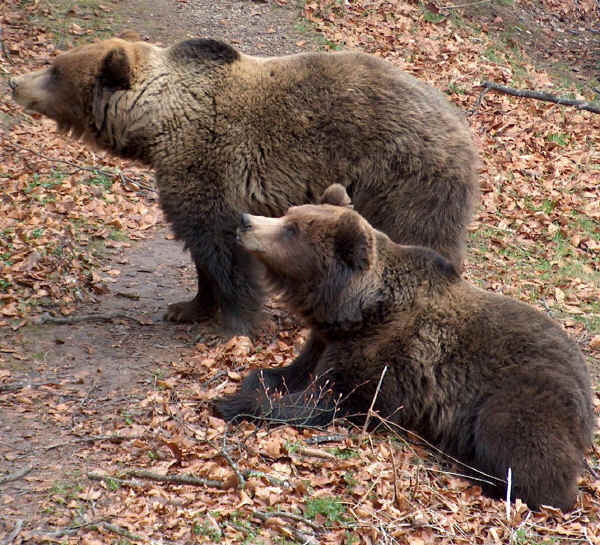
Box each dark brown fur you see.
[217,185,594,511]
[10,36,478,333]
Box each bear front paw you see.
[165,296,217,323]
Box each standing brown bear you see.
[216,185,594,511]
[10,33,478,333]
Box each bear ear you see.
[99,47,133,90]
[334,212,370,270]
[320,184,352,208]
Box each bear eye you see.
[283,222,298,239]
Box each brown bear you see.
[9,34,478,333]
[215,184,594,511]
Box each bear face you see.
[10,36,479,334]
[218,184,594,511]
[10,35,150,139]
[238,186,384,330]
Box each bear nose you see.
[239,213,252,231]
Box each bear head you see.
[9,33,240,159]
[237,184,383,330]
[9,32,148,139]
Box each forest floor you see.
[0,0,599,543]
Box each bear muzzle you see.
[237,213,282,254]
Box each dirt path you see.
[0,0,314,536]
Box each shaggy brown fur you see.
[10,34,478,333]
[216,185,594,511]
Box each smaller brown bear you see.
[215,184,594,511]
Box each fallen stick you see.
[305,433,347,445]
[243,470,292,489]
[100,522,145,543]
[88,473,150,489]
[35,312,155,326]
[480,81,600,114]
[0,465,33,485]
[41,434,143,452]
[126,469,226,489]
[253,510,321,532]
[252,510,319,544]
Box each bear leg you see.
[165,263,218,323]
[214,332,326,422]
[472,391,582,511]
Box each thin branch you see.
[0,379,89,393]
[1,519,22,545]
[0,465,32,485]
[252,510,319,544]
[468,86,491,115]
[88,473,151,489]
[40,434,143,452]
[506,466,512,521]
[1,136,155,192]
[125,469,226,489]
[253,509,321,532]
[242,470,292,489]
[480,81,600,114]
[100,522,145,543]
[296,446,336,460]
[388,440,402,509]
[361,365,388,439]
[29,519,108,541]
[35,312,155,326]
[305,433,347,445]
[221,447,246,489]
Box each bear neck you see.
[94,59,226,165]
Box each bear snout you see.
[239,213,253,232]
[8,78,17,92]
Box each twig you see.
[40,434,143,452]
[35,312,154,326]
[439,0,492,8]
[221,447,246,489]
[29,519,108,541]
[253,510,321,532]
[388,440,402,509]
[1,519,22,545]
[125,469,226,489]
[243,470,292,488]
[100,522,144,542]
[296,446,336,460]
[305,433,347,445]
[1,136,155,192]
[0,465,32,485]
[88,473,151,489]
[361,365,388,439]
[479,81,600,114]
[505,466,512,521]
[252,510,319,544]
[468,86,491,115]
[0,25,13,65]
[0,379,87,393]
